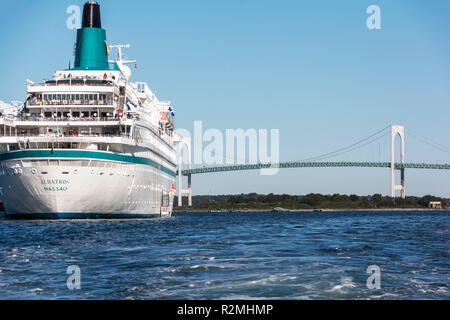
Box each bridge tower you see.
[174,135,192,207]
[390,125,405,199]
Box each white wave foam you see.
[327,277,357,293]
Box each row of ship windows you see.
[0,164,174,182]
[31,93,113,104]
[42,93,110,100]
[0,168,171,182]
[0,168,135,177]
[1,159,173,172]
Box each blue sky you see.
[0,0,449,196]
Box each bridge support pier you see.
[177,175,192,207]
[175,136,192,207]
[188,174,192,206]
[391,125,405,199]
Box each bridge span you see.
[175,125,450,206]
[180,162,450,175]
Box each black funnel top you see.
[82,1,102,28]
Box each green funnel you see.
[73,2,110,70]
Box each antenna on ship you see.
[109,44,136,80]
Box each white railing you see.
[27,100,115,107]
[13,116,119,122]
[28,80,115,87]
[0,133,131,139]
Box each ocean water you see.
[0,211,448,300]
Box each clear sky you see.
[0,0,449,196]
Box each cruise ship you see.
[0,2,177,218]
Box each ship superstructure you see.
[0,1,177,218]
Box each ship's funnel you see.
[82,1,102,28]
[73,1,109,70]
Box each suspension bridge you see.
[175,125,450,206]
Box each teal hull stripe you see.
[0,150,176,177]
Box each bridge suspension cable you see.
[296,125,390,162]
[405,128,450,155]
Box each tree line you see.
[175,193,448,210]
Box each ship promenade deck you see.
[0,117,124,127]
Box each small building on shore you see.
[428,201,442,209]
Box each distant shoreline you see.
[174,193,448,213]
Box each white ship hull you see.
[0,150,175,219]
[0,1,181,219]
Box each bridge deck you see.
[180,162,450,175]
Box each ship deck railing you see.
[27,100,116,108]
[13,116,120,122]
[27,100,115,107]
[28,79,116,87]
[0,133,131,139]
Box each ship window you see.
[44,112,52,118]
[57,94,61,100]
[81,111,89,117]
[72,111,80,117]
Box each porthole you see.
[31,168,37,174]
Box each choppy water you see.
[0,211,448,300]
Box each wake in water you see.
[0,211,448,299]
